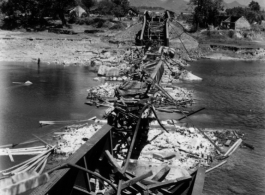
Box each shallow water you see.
[0,62,105,170]
[179,59,265,195]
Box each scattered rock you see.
[24,81,33,85]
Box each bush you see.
[68,17,76,24]
[76,18,85,25]
[251,24,265,32]
[84,18,94,25]
[228,30,234,38]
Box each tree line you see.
[226,1,265,24]
[190,0,264,29]
[0,0,130,28]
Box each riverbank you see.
[0,29,119,65]
[2,27,265,65]
[196,30,265,61]
[201,52,265,61]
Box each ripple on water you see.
[186,60,265,195]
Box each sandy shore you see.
[202,52,265,61]
[2,29,264,66]
[0,30,119,65]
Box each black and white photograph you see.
[0,0,264,194]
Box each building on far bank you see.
[69,5,87,18]
[221,16,251,30]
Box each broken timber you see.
[29,124,206,195]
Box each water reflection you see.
[0,62,103,147]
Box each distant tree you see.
[1,0,40,18]
[98,0,115,15]
[225,7,245,17]
[249,0,260,12]
[97,0,129,17]
[112,0,129,10]
[82,0,96,12]
[245,10,262,23]
[43,0,75,26]
[112,0,130,18]
[0,0,75,26]
[112,6,126,19]
[190,0,223,29]
[226,6,263,24]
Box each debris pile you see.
[0,146,54,177]
[91,45,201,83]
[139,127,216,172]
[87,83,118,100]
[55,123,102,155]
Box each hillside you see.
[223,1,247,8]
[129,0,189,13]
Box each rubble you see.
[138,127,216,172]
[87,83,119,100]
[54,123,102,156]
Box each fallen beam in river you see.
[39,116,97,126]
[224,139,242,157]
[177,108,205,121]
[206,160,227,173]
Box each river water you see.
[181,59,265,195]
[0,60,264,194]
[0,61,106,170]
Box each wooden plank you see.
[206,160,227,173]
[39,117,96,126]
[141,178,159,185]
[177,108,205,121]
[151,166,170,182]
[6,148,14,162]
[224,139,242,157]
[3,147,54,175]
[225,140,232,147]
[121,171,152,190]
[191,167,205,195]
[32,134,51,147]
[125,173,148,190]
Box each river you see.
[0,60,264,194]
[181,59,265,195]
[0,61,106,170]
